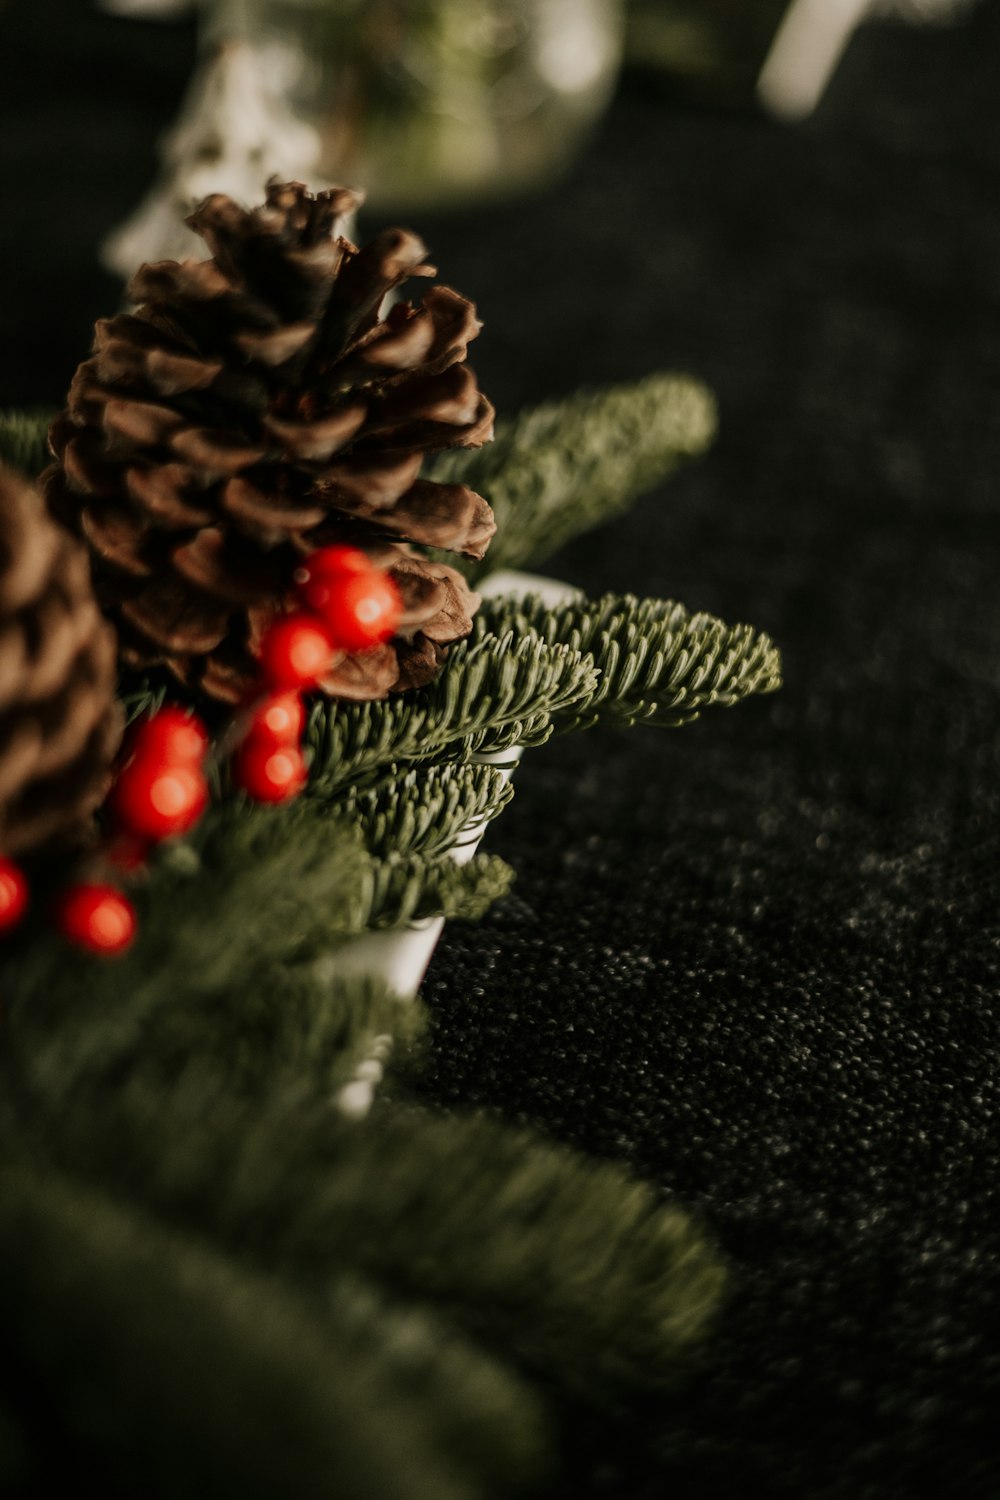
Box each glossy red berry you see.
[232,740,307,804]
[294,546,371,616]
[0,857,29,934]
[258,613,336,691]
[321,570,401,652]
[111,759,208,842]
[129,707,209,767]
[56,883,136,956]
[247,691,306,748]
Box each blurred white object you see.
[333,570,580,1120]
[248,0,624,211]
[99,0,197,16]
[101,35,329,277]
[758,0,979,120]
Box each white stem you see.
[757,0,873,120]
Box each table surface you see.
[2,2,999,1496]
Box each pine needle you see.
[429,373,717,577]
[0,1155,547,1500]
[305,633,598,792]
[336,762,514,861]
[0,408,53,477]
[476,590,783,732]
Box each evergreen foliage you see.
[0,366,763,1497]
[0,1154,548,1500]
[300,591,779,798]
[1,799,509,1078]
[339,760,514,859]
[429,373,717,577]
[305,633,598,792]
[474,590,783,732]
[0,407,51,476]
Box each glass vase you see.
[238,0,624,211]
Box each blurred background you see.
[2,2,999,1497]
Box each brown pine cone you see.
[43,180,496,706]
[0,465,123,858]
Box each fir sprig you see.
[364,849,514,931]
[0,407,52,476]
[302,590,780,802]
[429,373,717,577]
[475,590,783,732]
[0,1154,548,1500]
[306,633,598,793]
[0,800,510,1076]
[337,762,514,861]
[0,362,744,1498]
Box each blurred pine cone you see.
[0,465,122,858]
[43,181,496,705]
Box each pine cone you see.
[0,465,123,858]
[43,181,496,706]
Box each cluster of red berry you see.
[0,546,401,958]
[237,545,401,801]
[0,856,137,956]
[0,706,208,958]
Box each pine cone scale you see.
[0,466,123,857]
[125,464,215,528]
[120,580,230,655]
[264,402,367,462]
[220,475,327,533]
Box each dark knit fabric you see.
[1,2,998,1496]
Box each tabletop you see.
[1,2,998,1495]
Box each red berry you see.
[258,613,336,691]
[56,883,136,956]
[321,570,401,652]
[232,740,307,804]
[111,759,208,842]
[0,857,29,934]
[129,707,209,767]
[247,691,306,748]
[294,546,370,615]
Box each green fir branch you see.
[0,408,52,477]
[363,850,514,931]
[306,633,598,793]
[281,1108,726,1400]
[1,800,511,1088]
[0,1155,547,1500]
[429,373,717,577]
[475,590,783,732]
[0,1074,725,1412]
[334,761,514,861]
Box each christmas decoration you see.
[110,707,211,843]
[127,706,210,767]
[0,855,29,933]
[0,465,123,859]
[247,691,305,748]
[294,544,371,613]
[54,882,137,955]
[0,345,779,1498]
[257,613,337,692]
[46,181,496,708]
[111,758,209,842]
[314,568,401,653]
[231,738,307,803]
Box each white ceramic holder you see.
[334,568,578,1118]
